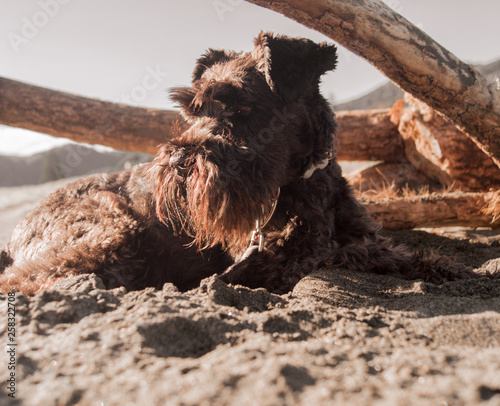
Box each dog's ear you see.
[254,32,337,100]
[192,49,238,81]
[169,87,196,112]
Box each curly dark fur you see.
[0,32,480,295]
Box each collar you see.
[248,188,280,251]
[247,146,333,250]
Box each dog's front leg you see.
[220,229,333,293]
[220,245,261,283]
[220,247,288,292]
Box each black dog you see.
[0,32,477,295]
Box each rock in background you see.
[0,144,152,187]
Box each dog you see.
[0,32,479,295]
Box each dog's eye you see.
[236,106,252,116]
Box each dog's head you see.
[150,32,338,249]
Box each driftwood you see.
[343,99,500,193]
[363,192,500,230]
[393,95,500,191]
[0,77,177,155]
[245,0,500,169]
[335,109,403,162]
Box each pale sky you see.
[1,0,500,155]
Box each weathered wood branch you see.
[395,95,500,191]
[335,109,403,162]
[363,192,500,230]
[0,77,178,155]
[245,0,500,168]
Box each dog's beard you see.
[150,155,266,250]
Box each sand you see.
[0,178,499,405]
[0,229,499,406]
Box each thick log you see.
[335,109,403,162]
[245,0,500,168]
[0,77,178,155]
[395,95,500,191]
[363,192,500,230]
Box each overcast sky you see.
[1,0,500,155]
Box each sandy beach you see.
[0,187,499,405]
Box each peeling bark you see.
[245,0,500,168]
